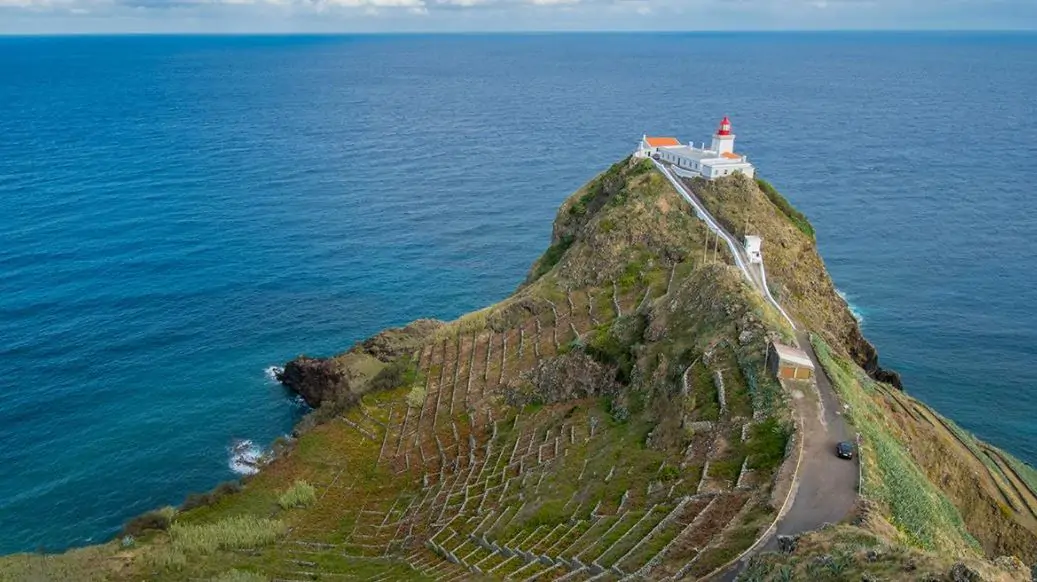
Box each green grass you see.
[811,336,978,552]
[1002,450,1037,498]
[688,360,720,421]
[715,346,753,418]
[169,515,287,555]
[755,178,815,239]
[277,480,317,510]
[745,417,791,473]
[709,457,744,484]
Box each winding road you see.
[651,160,859,579]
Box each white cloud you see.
[0,0,1035,31]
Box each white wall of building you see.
[710,134,735,155]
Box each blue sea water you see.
[1,33,1035,554]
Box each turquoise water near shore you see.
[1,33,1035,554]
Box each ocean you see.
[0,32,1035,554]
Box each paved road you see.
[766,330,857,541]
[652,161,858,578]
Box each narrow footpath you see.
[652,161,859,579]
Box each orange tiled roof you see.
[721,152,741,159]
[645,137,681,148]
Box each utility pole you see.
[702,227,709,264]
[713,231,719,264]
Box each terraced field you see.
[247,279,778,582]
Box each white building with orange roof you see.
[635,117,755,180]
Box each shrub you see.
[122,506,176,537]
[180,481,242,512]
[406,384,426,408]
[369,356,421,392]
[710,457,744,483]
[745,417,792,471]
[659,466,681,481]
[755,178,815,239]
[584,316,646,384]
[629,158,653,176]
[169,515,286,555]
[214,481,242,497]
[532,235,574,281]
[278,480,317,510]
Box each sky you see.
[0,0,1036,34]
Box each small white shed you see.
[744,236,763,264]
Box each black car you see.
[836,441,855,460]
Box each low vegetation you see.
[811,336,977,552]
[755,178,815,239]
[122,506,177,537]
[180,481,242,512]
[583,316,645,384]
[369,355,422,392]
[168,515,286,555]
[277,480,316,510]
[745,417,791,471]
[531,235,574,281]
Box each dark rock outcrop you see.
[845,325,904,390]
[949,561,981,582]
[277,356,356,409]
[505,351,619,407]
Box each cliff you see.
[3,158,1035,582]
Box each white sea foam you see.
[228,439,264,475]
[837,289,865,324]
[264,365,284,384]
[290,394,308,409]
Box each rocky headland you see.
[3,157,1035,582]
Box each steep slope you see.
[685,174,902,388]
[2,159,1036,582]
[675,174,1037,580]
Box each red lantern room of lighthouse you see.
[711,116,736,154]
[717,116,732,136]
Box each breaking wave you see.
[837,289,865,324]
[264,366,284,384]
[228,439,264,475]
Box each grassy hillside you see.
[4,159,1037,582]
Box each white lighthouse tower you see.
[710,116,736,155]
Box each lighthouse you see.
[637,116,755,180]
[710,116,736,155]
